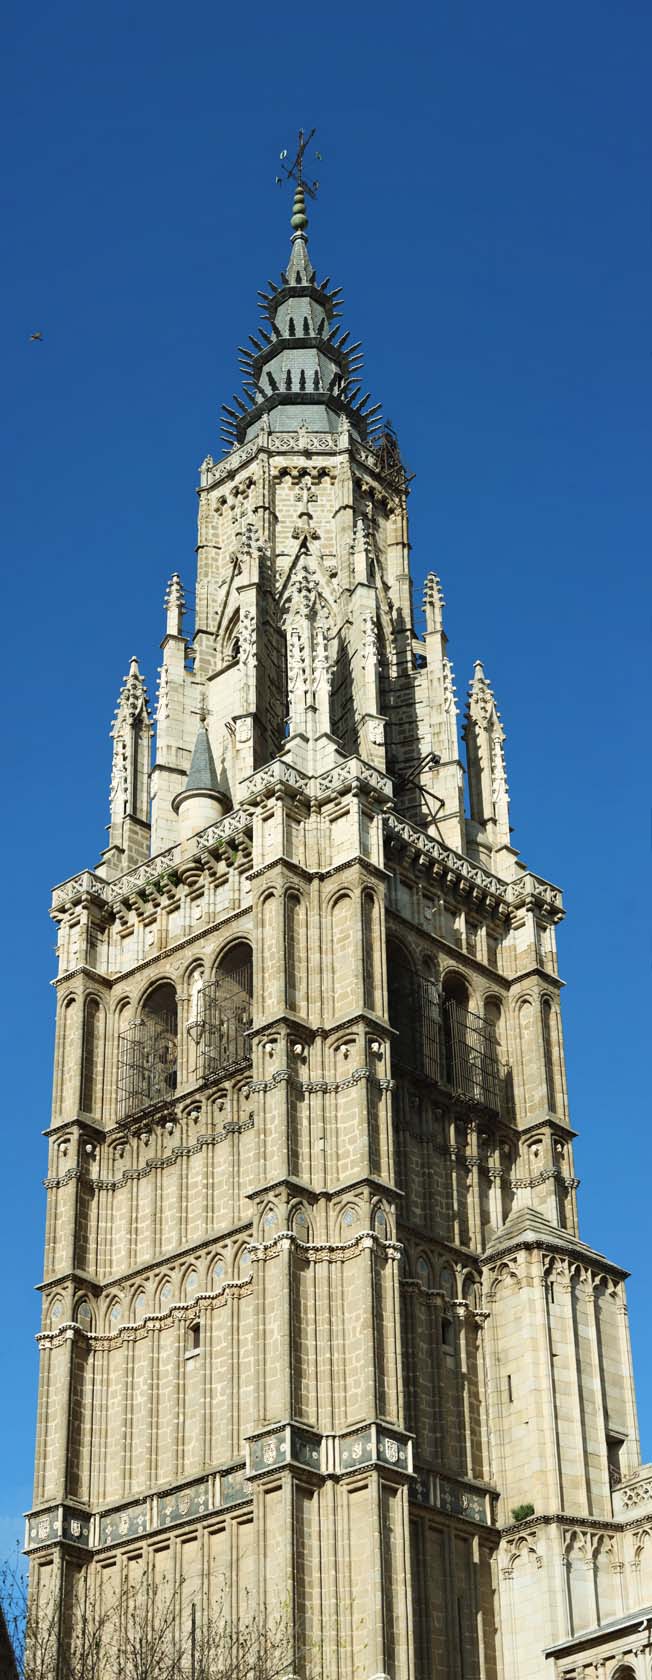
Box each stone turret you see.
[172,713,229,841]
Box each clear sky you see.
[1,0,650,1552]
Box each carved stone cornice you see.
[51,810,252,919]
[384,811,563,923]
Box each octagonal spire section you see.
[221,227,379,449]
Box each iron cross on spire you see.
[191,684,209,727]
[276,127,322,200]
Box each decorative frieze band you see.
[44,1115,255,1193]
[38,1229,401,1349]
[26,1419,413,1555]
[410,1467,497,1528]
[250,1063,393,1096]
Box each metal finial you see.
[192,683,208,727]
[275,127,322,231]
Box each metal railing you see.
[117,965,253,1121]
[388,966,512,1119]
[191,965,253,1083]
[117,1011,178,1122]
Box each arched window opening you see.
[386,939,440,1081]
[81,997,103,1115]
[194,942,253,1083]
[299,368,306,391]
[542,999,557,1113]
[118,982,178,1121]
[285,893,305,1014]
[442,974,503,1113]
[188,969,204,1030]
[292,1205,310,1240]
[373,1206,388,1239]
[222,612,239,669]
[313,369,321,391]
[288,317,296,337]
[385,952,509,1116]
[441,1315,454,1350]
[362,892,379,1012]
[440,1264,456,1299]
[442,972,470,1010]
[302,316,310,336]
[285,370,293,391]
[483,996,503,1052]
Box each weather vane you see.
[275,127,322,201]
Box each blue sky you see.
[1,0,650,1548]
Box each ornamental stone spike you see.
[352,516,372,583]
[164,572,185,638]
[423,572,445,634]
[106,654,152,868]
[464,658,510,848]
[111,655,150,736]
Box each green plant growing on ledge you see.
[511,1502,535,1523]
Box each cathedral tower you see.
[27,151,652,1680]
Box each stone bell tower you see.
[27,142,652,1680]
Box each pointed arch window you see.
[193,942,253,1082]
[117,983,178,1121]
[542,999,558,1113]
[288,317,296,337]
[81,997,104,1116]
[285,370,293,391]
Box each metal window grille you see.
[388,964,511,1118]
[117,1011,178,1122]
[191,965,252,1082]
[443,999,501,1112]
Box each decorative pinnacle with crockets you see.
[275,126,322,232]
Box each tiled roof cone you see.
[185,721,220,793]
[172,715,228,840]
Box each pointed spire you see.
[164,573,185,638]
[185,720,220,794]
[106,656,152,868]
[111,656,150,739]
[421,573,461,787]
[464,661,510,849]
[218,139,379,452]
[171,710,228,840]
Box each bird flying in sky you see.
[30,331,43,342]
